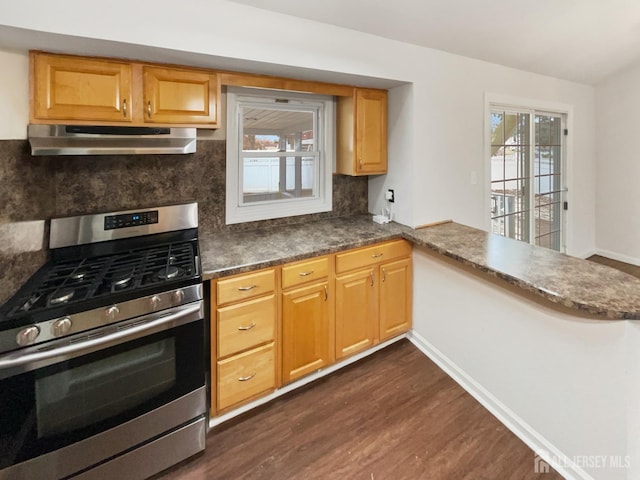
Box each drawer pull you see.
[324,285,328,301]
[237,322,256,331]
[371,253,384,258]
[238,373,256,382]
[370,272,374,287]
[298,270,314,277]
[147,100,152,118]
[122,99,127,117]
[237,284,257,291]
[382,268,386,282]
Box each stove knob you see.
[150,295,161,310]
[172,289,185,305]
[16,325,40,346]
[52,317,72,337]
[106,305,120,321]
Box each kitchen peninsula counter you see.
[199,216,640,320]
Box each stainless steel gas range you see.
[0,203,207,480]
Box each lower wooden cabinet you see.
[210,240,412,417]
[211,268,277,415]
[379,258,412,341]
[282,280,331,384]
[335,268,376,359]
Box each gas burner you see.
[48,287,75,305]
[156,266,181,281]
[70,270,87,282]
[110,269,135,289]
[168,256,177,265]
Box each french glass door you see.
[490,107,566,251]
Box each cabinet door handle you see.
[238,373,256,382]
[370,272,374,287]
[324,285,328,301]
[382,268,386,283]
[237,322,256,331]
[147,100,152,118]
[371,253,384,258]
[298,270,314,277]
[237,284,257,291]
[122,99,127,117]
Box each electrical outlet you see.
[386,189,395,203]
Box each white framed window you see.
[226,87,334,224]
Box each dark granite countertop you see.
[200,215,407,279]
[403,222,640,320]
[200,216,640,320]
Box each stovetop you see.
[0,203,203,338]
[0,237,200,330]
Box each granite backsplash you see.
[0,139,368,303]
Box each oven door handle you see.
[0,301,203,376]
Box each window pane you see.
[491,112,504,145]
[491,149,505,181]
[242,107,315,153]
[242,156,316,204]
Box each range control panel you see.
[104,210,159,230]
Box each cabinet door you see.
[282,281,330,383]
[379,258,412,340]
[32,53,132,123]
[355,89,387,175]
[143,66,219,125]
[335,268,376,359]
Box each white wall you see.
[595,63,640,265]
[0,50,28,140]
[412,248,635,480]
[0,0,597,255]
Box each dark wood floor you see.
[158,340,562,480]
[587,254,640,279]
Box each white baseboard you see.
[575,249,597,260]
[407,330,593,480]
[595,248,640,267]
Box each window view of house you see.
[490,108,565,251]
[241,107,316,203]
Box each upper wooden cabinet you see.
[336,88,388,176]
[32,53,133,123]
[143,66,219,125]
[30,52,220,128]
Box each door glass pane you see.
[533,113,563,251]
[490,110,531,244]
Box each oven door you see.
[0,301,205,479]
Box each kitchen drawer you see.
[282,256,330,290]
[217,269,275,306]
[217,294,276,358]
[217,342,275,411]
[335,240,411,274]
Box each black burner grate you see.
[4,241,197,321]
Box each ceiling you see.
[228,0,640,85]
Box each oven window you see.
[0,319,204,469]
[35,339,176,438]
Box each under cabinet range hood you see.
[27,125,197,156]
